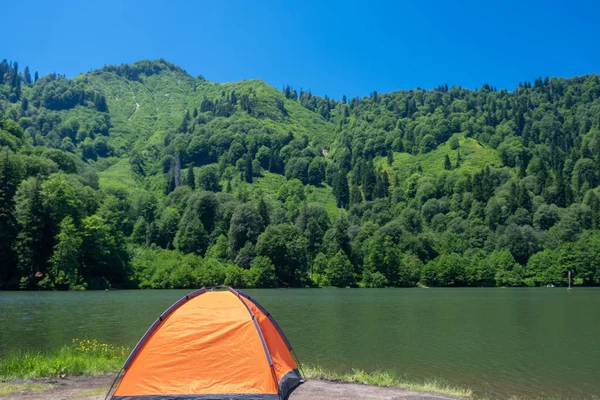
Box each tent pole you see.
[104,368,123,400]
[292,348,307,381]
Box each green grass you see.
[302,364,473,399]
[253,171,288,193]
[0,382,55,396]
[379,133,504,183]
[97,158,140,191]
[304,184,340,218]
[0,339,128,379]
[254,173,340,219]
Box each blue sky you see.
[3,0,599,98]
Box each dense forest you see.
[1,58,600,290]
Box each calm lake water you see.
[1,288,599,399]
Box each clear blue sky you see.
[3,0,599,98]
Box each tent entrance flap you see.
[109,287,304,400]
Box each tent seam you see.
[236,291,294,352]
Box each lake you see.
[1,288,599,399]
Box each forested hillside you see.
[2,58,600,290]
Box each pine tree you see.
[165,174,174,194]
[444,154,452,170]
[373,170,390,199]
[20,97,28,113]
[373,173,383,199]
[15,177,48,288]
[517,184,532,211]
[96,94,108,112]
[11,79,21,102]
[380,171,390,197]
[516,156,526,178]
[350,184,363,206]
[34,71,39,83]
[284,84,291,99]
[0,149,22,284]
[332,213,351,255]
[555,169,568,207]
[244,153,253,183]
[362,161,376,201]
[179,110,191,132]
[351,159,364,185]
[258,198,270,227]
[585,190,600,229]
[186,164,195,190]
[508,182,518,213]
[23,66,32,86]
[387,150,394,166]
[333,170,349,209]
[10,61,19,87]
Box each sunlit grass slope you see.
[379,133,503,182]
[97,158,141,191]
[254,172,340,219]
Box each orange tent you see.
[108,287,304,400]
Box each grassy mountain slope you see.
[382,134,504,183]
[76,60,337,195]
[84,64,335,154]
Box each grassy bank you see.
[0,339,127,379]
[2,339,472,398]
[302,364,472,398]
[0,340,568,400]
[0,339,472,398]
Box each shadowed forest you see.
[1,58,600,290]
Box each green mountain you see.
[1,58,600,290]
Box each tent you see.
[108,287,304,400]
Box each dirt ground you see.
[1,375,461,400]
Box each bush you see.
[363,271,388,288]
[248,256,277,288]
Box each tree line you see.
[1,58,600,289]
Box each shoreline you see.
[1,375,466,400]
[0,342,471,399]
